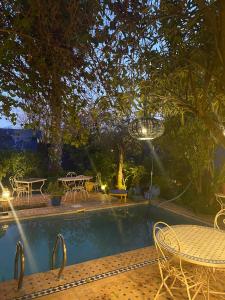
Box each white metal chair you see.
[215,193,225,210]
[153,221,205,300]
[214,208,225,230]
[66,172,77,177]
[72,176,88,201]
[93,173,101,192]
[63,172,77,201]
[9,176,29,199]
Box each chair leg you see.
[154,282,164,299]
[73,191,77,203]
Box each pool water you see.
[0,205,201,282]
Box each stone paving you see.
[0,245,224,300]
[0,193,146,223]
[0,247,157,300]
[39,264,225,300]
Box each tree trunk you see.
[48,110,63,174]
[116,145,125,190]
[47,69,64,174]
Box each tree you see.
[135,1,225,149]
[0,0,100,172]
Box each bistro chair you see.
[93,173,101,192]
[66,172,77,177]
[72,176,88,201]
[9,176,29,200]
[215,193,225,210]
[62,172,77,200]
[153,221,204,300]
[214,208,225,230]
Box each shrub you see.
[47,181,65,196]
[0,150,44,181]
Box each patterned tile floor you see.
[1,245,224,300]
[39,264,225,300]
[0,247,157,300]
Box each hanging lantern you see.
[128,117,164,140]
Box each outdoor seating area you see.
[0,172,117,216]
[1,1,225,300]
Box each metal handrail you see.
[14,241,25,290]
[51,234,67,279]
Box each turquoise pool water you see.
[0,205,201,282]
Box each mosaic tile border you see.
[14,258,159,300]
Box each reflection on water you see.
[0,224,8,238]
[0,205,200,281]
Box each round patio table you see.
[156,224,225,268]
[156,224,225,297]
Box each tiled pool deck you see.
[0,246,156,300]
[0,193,146,223]
[0,246,224,300]
[0,194,224,299]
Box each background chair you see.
[93,173,101,192]
[153,221,204,300]
[66,172,77,177]
[72,176,88,201]
[214,208,225,230]
[63,172,77,200]
[9,176,29,200]
[215,193,225,210]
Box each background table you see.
[15,178,46,199]
[58,176,93,200]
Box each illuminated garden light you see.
[101,184,107,191]
[2,188,11,200]
[128,117,164,141]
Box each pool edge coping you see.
[0,201,149,224]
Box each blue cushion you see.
[109,189,127,194]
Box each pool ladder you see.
[51,233,67,279]
[14,241,25,290]
[13,234,67,289]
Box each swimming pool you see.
[0,205,201,282]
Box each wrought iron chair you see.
[63,172,77,201]
[66,172,77,177]
[72,175,88,201]
[93,173,101,192]
[213,209,225,290]
[153,221,205,300]
[9,176,29,199]
[214,208,225,230]
[215,193,225,210]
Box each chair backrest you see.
[9,176,16,190]
[153,221,182,274]
[78,176,85,187]
[96,173,101,184]
[66,172,77,177]
[214,208,225,230]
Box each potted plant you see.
[47,181,65,206]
